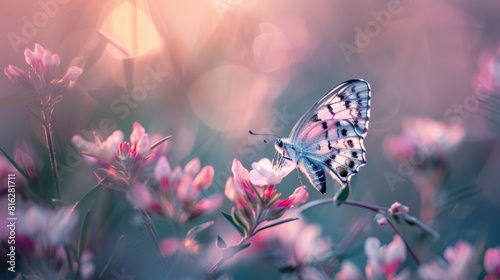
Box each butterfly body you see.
[275,79,371,194]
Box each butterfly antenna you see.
[249,130,280,144]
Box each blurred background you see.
[1,0,500,279]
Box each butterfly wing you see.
[291,79,371,192]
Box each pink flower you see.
[224,158,309,236]
[126,183,154,210]
[375,214,388,227]
[18,205,78,251]
[147,156,222,224]
[275,186,309,208]
[383,117,464,165]
[365,235,407,280]
[418,240,475,280]
[484,247,500,279]
[249,158,295,185]
[73,122,160,190]
[129,122,150,157]
[72,130,124,163]
[4,44,83,112]
[388,202,409,216]
[336,261,364,280]
[250,212,331,276]
[474,45,500,92]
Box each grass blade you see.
[0,146,33,184]
[78,211,91,260]
[71,177,106,214]
[98,234,125,280]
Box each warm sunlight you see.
[99,2,161,58]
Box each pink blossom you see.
[72,130,124,163]
[250,212,331,274]
[484,247,500,279]
[388,202,409,216]
[249,158,295,185]
[375,214,388,227]
[365,235,407,280]
[18,205,78,251]
[224,158,309,235]
[193,165,215,190]
[130,122,150,157]
[275,186,309,208]
[80,251,95,280]
[383,117,464,163]
[126,183,154,210]
[73,122,160,191]
[336,261,364,280]
[148,156,222,224]
[474,45,500,92]
[418,240,475,280]
[4,44,83,111]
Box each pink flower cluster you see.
[336,235,408,280]
[132,156,223,224]
[224,158,308,237]
[419,240,475,280]
[485,247,500,280]
[4,44,82,113]
[72,122,157,189]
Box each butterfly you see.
[274,79,371,194]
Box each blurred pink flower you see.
[126,183,154,210]
[335,261,364,280]
[365,235,407,280]
[375,214,388,227]
[251,212,331,276]
[249,158,295,185]
[418,240,475,280]
[79,250,95,280]
[225,158,309,234]
[160,236,200,257]
[14,141,38,184]
[4,44,83,113]
[145,156,222,224]
[474,45,500,92]
[18,205,78,252]
[383,117,465,165]
[72,130,124,163]
[484,247,500,280]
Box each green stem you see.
[138,209,166,266]
[297,198,388,214]
[201,239,249,280]
[299,198,423,265]
[42,118,61,200]
[387,219,421,265]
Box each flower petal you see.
[130,122,146,146]
[193,165,214,190]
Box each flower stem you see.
[138,209,166,266]
[386,219,421,265]
[201,239,249,280]
[43,121,61,200]
[298,197,425,265]
[297,198,388,214]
